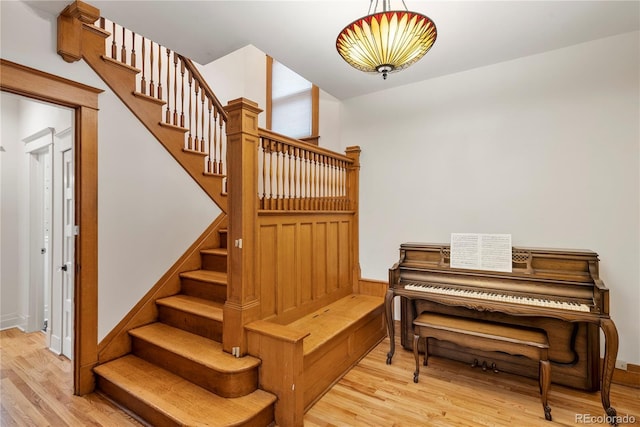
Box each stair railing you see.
[99,18,228,177]
[258,128,357,211]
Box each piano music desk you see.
[412,312,552,421]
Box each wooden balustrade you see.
[258,129,354,212]
[99,18,227,176]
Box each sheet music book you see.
[450,233,512,273]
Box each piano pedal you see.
[482,361,487,371]
[471,359,479,368]
[491,362,499,373]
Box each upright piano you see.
[385,243,618,419]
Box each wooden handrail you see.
[180,56,228,123]
[259,128,352,163]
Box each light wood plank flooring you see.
[2,327,638,426]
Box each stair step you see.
[201,248,228,273]
[95,355,275,427]
[130,323,260,397]
[179,270,227,302]
[156,295,223,341]
[201,247,227,256]
[180,269,227,284]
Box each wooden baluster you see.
[165,49,171,123]
[149,40,155,98]
[141,37,146,95]
[111,22,117,59]
[287,146,293,210]
[131,32,136,68]
[173,52,178,125]
[200,90,206,153]
[276,142,283,210]
[261,140,268,209]
[187,70,193,149]
[331,158,336,210]
[320,154,325,209]
[157,44,162,100]
[305,150,310,210]
[207,98,213,172]
[193,79,200,151]
[294,147,299,210]
[269,140,276,210]
[120,27,126,63]
[99,17,105,30]
[212,109,219,173]
[180,59,185,128]
[311,153,316,210]
[218,115,224,174]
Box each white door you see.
[60,145,74,359]
[25,132,54,335]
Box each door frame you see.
[0,59,102,395]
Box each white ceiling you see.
[26,1,640,100]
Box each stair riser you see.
[201,253,227,273]
[96,375,181,427]
[180,278,227,302]
[131,338,259,398]
[157,305,223,341]
[219,230,228,249]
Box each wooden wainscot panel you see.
[257,212,356,324]
[326,221,340,294]
[280,223,298,314]
[299,222,314,304]
[314,221,328,298]
[258,224,278,319]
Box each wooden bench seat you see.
[412,312,552,421]
[246,293,386,426]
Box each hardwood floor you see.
[2,327,638,426]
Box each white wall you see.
[1,1,219,341]
[341,31,640,365]
[199,45,343,152]
[0,94,22,330]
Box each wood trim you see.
[357,278,388,298]
[311,84,319,137]
[0,59,102,109]
[1,59,103,395]
[265,55,273,130]
[97,214,228,363]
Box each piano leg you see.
[385,289,395,364]
[600,318,619,424]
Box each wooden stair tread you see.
[94,355,276,426]
[180,269,227,284]
[129,323,260,372]
[201,247,227,255]
[287,294,384,355]
[156,295,223,321]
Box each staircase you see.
[93,229,277,426]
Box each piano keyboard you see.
[404,282,592,312]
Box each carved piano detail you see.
[385,243,618,420]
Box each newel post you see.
[57,1,100,63]
[345,146,362,289]
[223,98,263,355]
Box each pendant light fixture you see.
[336,0,437,80]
